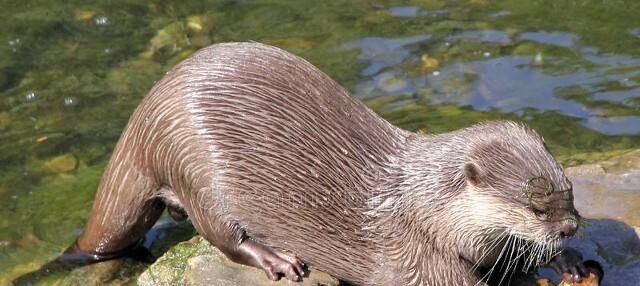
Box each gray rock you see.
[564,149,640,227]
[137,236,340,286]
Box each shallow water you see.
[1,0,639,284]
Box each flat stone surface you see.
[565,149,640,227]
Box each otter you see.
[66,42,587,285]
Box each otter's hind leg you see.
[65,159,165,264]
[159,186,189,222]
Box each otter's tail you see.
[66,142,165,264]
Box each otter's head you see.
[456,122,580,267]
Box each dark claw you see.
[290,257,305,277]
[571,271,581,283]
[283,264,301,281]
[266,266,279,281]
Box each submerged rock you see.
[137,236,340,286]
[41,154,78,173]
[17,233,42,249]
[0,112,13,130]
[107,58,163,96]
[141,15,212,60]
[12,258,147,286]
[63,259,145,285]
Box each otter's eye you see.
[532,208,544,217]
[532,207,552,220]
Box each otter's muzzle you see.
[556,213,580,239]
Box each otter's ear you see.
[463,163,485,186]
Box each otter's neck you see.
[366,132,482,286]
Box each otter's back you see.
[160,43,405,282]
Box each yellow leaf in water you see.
[420,54,440,72]
[187,21,202,32]
[74,8,96,21]
[186,15,206,32]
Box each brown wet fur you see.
[72,43,580,286]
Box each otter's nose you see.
[557,218,579,239]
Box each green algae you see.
[138,237,210,286]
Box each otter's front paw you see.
[547,248,587,283]
[260,250,305,282]
[238,239,306,282]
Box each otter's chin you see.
[481,233,563,271]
